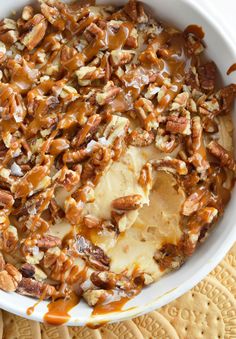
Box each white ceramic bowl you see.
[1,0,236,326]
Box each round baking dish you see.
[0,0,236,326]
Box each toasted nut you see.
[112,194,143,210]
[127,128,154,147]
[138,163,152,190]
[17,277,55,299]
[0,18,19,44]
[96,82,121,105]
[182,186,211,216]
[189,153,210,175]
[22,6,34,21]
[20,14,48,50]
[110,50,134,67]
[0,189,14,209]
[191,116,202,152]
[155,131,178,153]
[151,157,188,175]
[55,167,81,192]
[40,2,65,30]
[187,207,218,231]
[20,263,35,278]
[170,92,189,110]
[76,235,110,270]
[124,0,148,23]
[0,252,5,271]
[0,264,22,292]
[197,61,217,92]
[83,289,109,306]
[207,141,236,171]
[83,215,101,228]
[166,112,191,135]
[37,235,61,251]
[218,84,236,114]
[73,114,102,148]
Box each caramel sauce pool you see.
[44,293,80,325]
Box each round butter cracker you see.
[98,320,143,339]
[2,311,40,339]
[133,311,179,339]
[69,326,102,339]
[159,276,236,339]
[41,324,70,339]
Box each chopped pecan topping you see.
[20,14,48,50]
[22,6,34,21]
[112,194,143,210]
[191,116,202,153]
[76,235,110,271]
[37,235,61,251]
[72,114,102,148]
[218,84,236,114]
[83,289,110,306]
[138,163,152,189]
[182,186,211,216]
[197,61,217,92]
[207,141,236,171]
[0,264,22,292]
[96,81,121,105]
[0,189,14,209]
[83,215,101,228]
[124,0,148,23]
[17,277,55,299]
[155,131,178,153]
[20,263,36,278]
[151,157,188,175]
[127,128,154,147]
[0,18,19,44]
[166,111,191,135]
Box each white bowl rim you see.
[0,0,235,326]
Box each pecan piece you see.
[124,0,148,23]
[76,235,110,270]
[182,186,211,216]
[0,252,5,271]
[197,61,217,92]
[83,289,110,307]
[40,2,65,30]
[22,6,34,21]
[96,81,121,105]
[17,277,55,299]
[110,50,134,67]
[166,112,191,135]
[37,235,61,251]
[83,215,101,228]
[134,98,156,131]
[0,18,19,44]
[138,162,152,190]
[191,116,202,153]
[20,14,48,50]
[127,128,154,147]
[218,84,236,114]
[151,157,188,175]
[112,194,143,211]
[207,141,236,171]
[20,263,35,278]
[155,130,178,153]
[0,264,22,292]
[0,189,14,209]
[72,114,102,148]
